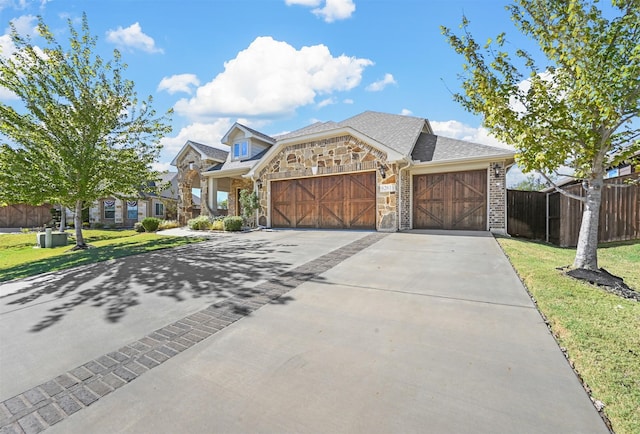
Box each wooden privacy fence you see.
[0,204,53,228]
[507,190,546,240]
[507,173,639,246]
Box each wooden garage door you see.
[413,170,487,230]
[271,172,376,229]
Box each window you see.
[233,141,249,160]
[104,200,115,219]
[155,202,164,216]
[127,201,138,220]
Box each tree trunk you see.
[74,200,86,248]
[573,176,603,270]
[59,206,66,232]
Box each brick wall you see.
[488,162,507,233]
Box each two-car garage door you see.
[269,169,487,231]
[271,172,376,229]
[413,170,487,231]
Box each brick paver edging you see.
[0,232,388,434]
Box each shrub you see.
[223,216,243,232]
[188,215,212,231]
[210,219,224,231]
[133,222,145,232]
[92,222,104,229]
[158,219,180,230]
[141,217,161,232]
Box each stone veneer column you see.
[488,162,507,234]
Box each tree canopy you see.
[0,14,171,247]
[442,0,639,270]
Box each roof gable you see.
[221,122,276,145]
[170,140,228,166]
[337,111,430,155]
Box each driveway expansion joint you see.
[0,232,387,433]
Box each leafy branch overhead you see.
[0,13,172,247]
[442,0,639,180]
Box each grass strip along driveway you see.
[0,230,206,282]
[497,238,639,434]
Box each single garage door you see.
[271,172,376,229]
[413,170,487,230]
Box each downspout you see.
[397,157,413,232]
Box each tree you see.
[511,173,553,191]
[238,189,259,228]
[442,0,639,271]
[0,14,171,248]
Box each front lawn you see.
[0,229,206,282]
[497,237,640,434]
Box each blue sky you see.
[0,0,544,184]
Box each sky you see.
[0,0,547,186]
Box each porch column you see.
[209,178,218,216]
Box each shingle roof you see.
[411,133,513,162]
[237,124,276,144]
[188,141,229,162]
[205,148,269,173]
[273,111,426,155]
[337,111,427,155]
[274,121,340,141]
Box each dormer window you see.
[233,140,249,160]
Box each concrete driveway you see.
[0,230,607,433]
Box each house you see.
[171,111,516,233]
[86,172,180,227]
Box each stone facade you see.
[228,178,254,219]
[488,161,507,233]
[175,148,214,224]
[256,135,399,231]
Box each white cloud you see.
[174,36,373,119]
[0,33,17,58]
[400,108,412,116]
[286,0,355,22]
[151,161,173,173]
[157,74,200,95]
[106,22,163,54]
[430,119,512,150]
[9,14,37,36]
[343,98,354,104]
[317,97,336,108]
[160,120,233,157]
[313,0,356,22]
[366,73,396,92]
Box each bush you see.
[133,222,145,232]
[158,219,180,230]
[141,217,161,232]
[223,216,243,232]
[92,222,104,229]
[210,219,224,231]
[188,215,212,231]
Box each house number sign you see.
[379,184,396,193]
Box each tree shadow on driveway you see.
[1,237,322,332]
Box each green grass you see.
[497,237,640,434]
[0,229,206,282]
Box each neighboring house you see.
[171,111,516,233]
[84,172,180,227]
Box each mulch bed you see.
[566,268,640,301]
